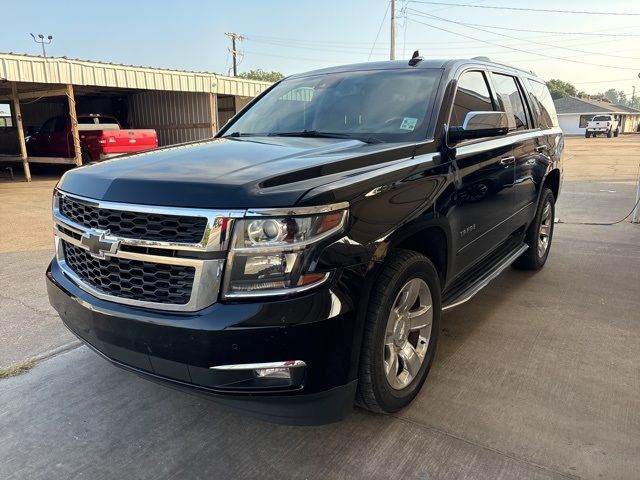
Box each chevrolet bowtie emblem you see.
[80,229,120,259]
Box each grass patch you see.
[0,359,35,379]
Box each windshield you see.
[223,68,442,143]
[592,115,611,121]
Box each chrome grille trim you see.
[53,190,245,252]
[52,190,244,312]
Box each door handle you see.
[499,156,515,166]
[535,145,546,153]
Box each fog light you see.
[254,367,291,379]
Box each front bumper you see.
[46,259,362,425]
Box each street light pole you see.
[30,33,53,57]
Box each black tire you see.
[585,131,590,138]
[513,188,555,270]
[81,150,92,165]
[614,128,619,137]
[607,128,613,138]
[356,249,441,413]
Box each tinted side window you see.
[525,79,559,129]
[450,71,494,128]
[491,73,528,131]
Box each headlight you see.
[222,203,348,298]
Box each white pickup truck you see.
[585,114,619,138]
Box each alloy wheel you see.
[383,278,433,390]
[538,201,552,258]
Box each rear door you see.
[488,71,542,228]
[29,117,56,155]
[448,69,517,278]
[522,78,560,213]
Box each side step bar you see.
[442,244,528,312]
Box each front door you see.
[447,69,517,279]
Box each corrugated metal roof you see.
[0,53,272,97]
[554,96,640,115]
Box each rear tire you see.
[614,128,619,137]
[585,131,590,138]
[513,188,555,270]
[356,249,441,413]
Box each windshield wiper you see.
[268,130,382,144]
[221,132,264,138]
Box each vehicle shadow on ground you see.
[436,266,535,364]
[0,345,562,480]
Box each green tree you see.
[546,79,578,99]
[602,88,619,104]
[237,69,284,82]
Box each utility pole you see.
[631,85,636,106]
[225,32,245,76]
[390,0,396,60]
[30,33,53,57]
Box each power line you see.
[242,50,340,64]
[406,14,640,37]
[572,78,637,85]
[369,1,390,60]
[406,9,640,61]
[405,16,640,71]
[248,26,630,51]
[407,1,640,16]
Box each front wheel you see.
[614,128,619,137]
[356,250,441,413]
[513,188,555,270]
[585,131,590,138]
[607,128,613,138]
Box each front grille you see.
[63,241,195,305]
[60,195,207,244]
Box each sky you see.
[1,0,639,95]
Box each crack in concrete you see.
[0,293,57,317]
[391,414,581,480]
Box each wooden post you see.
[66,84,82,166]
[11,83,31,182]
[208,92,218,137]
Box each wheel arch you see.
[542,168,561,201]
[376,221,452,289]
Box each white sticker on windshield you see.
[400,117,418,131]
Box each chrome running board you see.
[442,243,528,311]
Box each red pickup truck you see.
[27,114,157,163]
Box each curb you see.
[30,340,83,363]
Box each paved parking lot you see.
[1,137,639,479]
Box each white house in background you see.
[553,96,640,135]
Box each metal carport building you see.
[0,53,271,181]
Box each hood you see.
[57,137,418,209]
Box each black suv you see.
[47,57,563,424]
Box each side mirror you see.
[448,111,509,143]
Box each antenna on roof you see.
[472,56,491,62]
[409,50,423,66]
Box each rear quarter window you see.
[525,79,559,129]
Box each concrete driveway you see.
[1,138,639,479]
